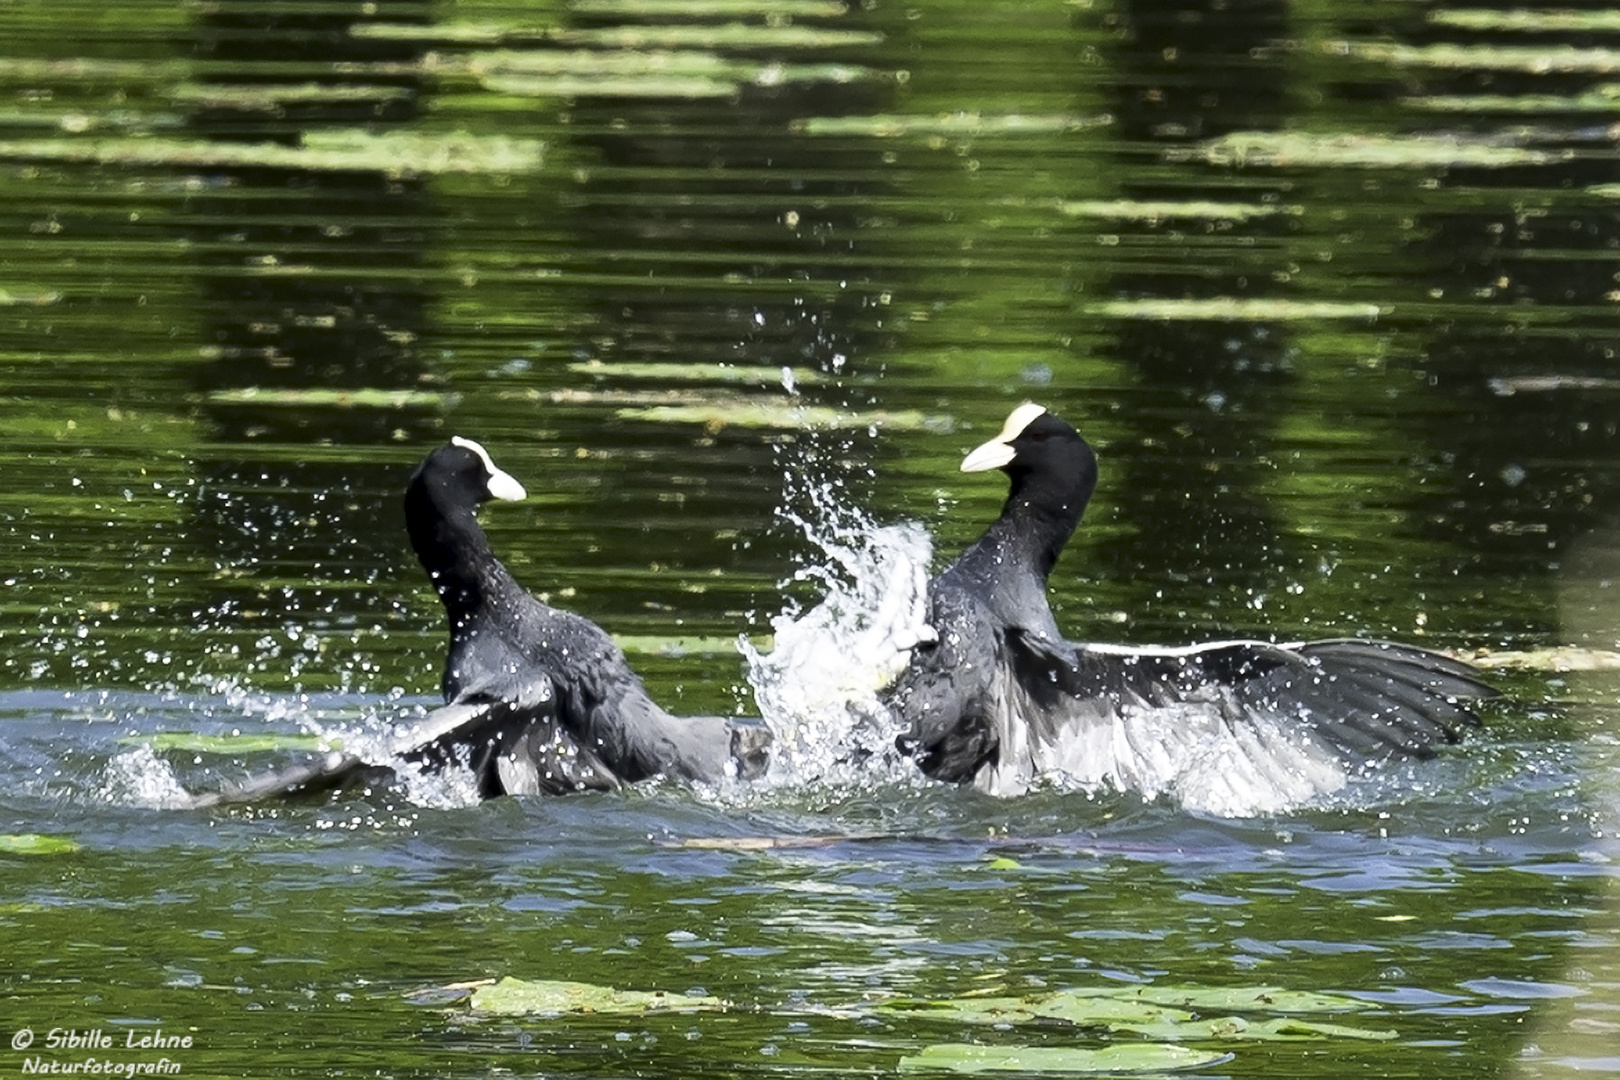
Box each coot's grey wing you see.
[1042,635,1490,757]
[187,670,598,807]
[883,587,1004,783]
[184,701,492,808]
[185,747,369,808]
[991,630,1492,812]
[435,671,625,797]
[549,651,770,786]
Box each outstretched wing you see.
[186,672,624,807]
[984,631,1493,813]
[1014,633,1489,755]
[184,700,492,808]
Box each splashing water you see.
[740,476,936,789]
[96,689,486,811]
[100,742,198,810]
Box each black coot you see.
[193,437,770,805]
[883,403,1493,813]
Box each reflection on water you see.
[2,0,1620,1076]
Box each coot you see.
[883,403,1492,813]
[192,437,769,806]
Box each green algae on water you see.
[897,1042,1228,1074]
[618,402,951,432]
[1058,199,1297,222]
[165,83,417,111]
[1429,9,1620,34]
[0,129,545,176]
[612,634,748,657]
[0,288,62,306]
[554,23,882,49]
[1347,42,1620,75]
[802,112,1108,137]
[570,0,849,16]
[1087,298,1383,322]
[0,833,82,856]
[876,985,1395,1042]
[470,976,727,1016]
[568,360,823,386]
[123,732,336,754]
[352,21,554,45]
[1193,131,1564,169]
[202,387,452,410]
[1406,87,1620,115]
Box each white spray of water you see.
[327,710,484,810]
[740,475,937,789]
[98,688,486,811]
[100,743,197,810]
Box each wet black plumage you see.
[884,403,1493,812]
[193,438,769,806]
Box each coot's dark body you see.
[193,437,768,807]
[884,403,1491,813]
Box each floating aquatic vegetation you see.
[0,109,181,134]
[877,985,1395,1041]
[553,23,882,49]
[468,48,737,79]
[480,72,740,98]
[613,634,752,657]
[618,402,950,432]
[897,1042,1229,1074]
[1347,41,1620,75]
[202,387,452,409]
[353,21,553,45]
[1489,374,1620,395]
[1470,646,1620,672]
[801,112,1108,137]
[568,359,823,386]
[570,0,849,16]
[1193,131,1564,169]
[1590,184,1620,199]
[0,129,545,177]
[0,288,62,306]
[1429,9,1620,34]
[452,976,1399,1071]
[1086,298,1382,321]
[165,83,417,111]
[1057,199,1296,222]
[470,977,728,1016]
[1405,87,1620,114]
[0,833,82,856]
[121,732,335,754]
[446,45,883,98]
[0,58,189,80]
[541,383,943,431]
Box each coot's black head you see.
[963,403,1097,507]
[959,403,1098,579]
[411,436,528,513]
[406,438,528,613]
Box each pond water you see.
[3,0,1620,1076]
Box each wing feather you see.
[974,630,1492,812]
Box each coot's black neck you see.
[404,477,520,625]
[974,460,1093,583]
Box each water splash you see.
[100,742,197,810]
[741,474,935,790]
[321,708,484,810]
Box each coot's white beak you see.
[961,402,1047,473]
[451,436,528,501]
